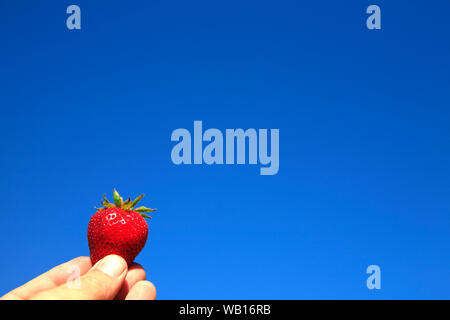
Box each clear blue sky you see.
[0,0,449,299]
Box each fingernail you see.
[94,255,127,278]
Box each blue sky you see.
[0,0,449,299]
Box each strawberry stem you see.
[96,189,157,219]
[113,189,123,208]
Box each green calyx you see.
[96,189,156,219]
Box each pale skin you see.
[0,255,156,300]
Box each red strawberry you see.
[87,189,156,266]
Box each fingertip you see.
[114,263,147,300]
[93,255,128,278]
[129,262,145,273]
[125,281,156,300]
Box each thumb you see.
[32,255,128,300]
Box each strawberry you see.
[87,189,156,266]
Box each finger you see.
[125,280,156,300]
[114,263,146,300]
[31,255,127,300]
[1,257,92,300]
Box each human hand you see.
[0,255,156,300]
